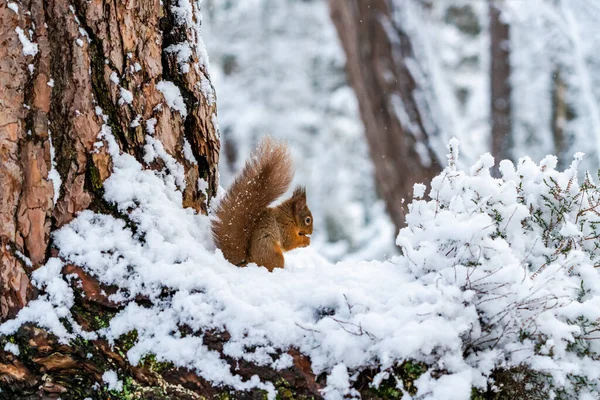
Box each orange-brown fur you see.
[212,138,313,271]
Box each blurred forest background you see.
[202,0,600,262]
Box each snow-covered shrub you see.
[3,133,600,399]
[399,140,600,398]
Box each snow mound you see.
[3,131,600,399]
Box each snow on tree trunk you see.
[0,0,220,395]
[489,1,512,173]
[329,0,442,230]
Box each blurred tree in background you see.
[489,0,513,174]
[328,0,600,229]
[205,0,600,241]
[329,0,443,229]
[203,0,397,261]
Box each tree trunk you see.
[489,0,513,172]
[329,0,442,230]
[0,0,224,396]
[552,69,568,169]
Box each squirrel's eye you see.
[305,217,311,225]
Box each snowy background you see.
[202,0,396,261]
[4,0,600,399]
[202,0,600,262]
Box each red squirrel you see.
[212,137,313,271]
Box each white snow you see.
[165,43,192,73]
[3,135,600,398]
[78,28,89,42]
[145,118,158,135]
[15,27,38,57]
[8,2,18,14]
[143,135,186,190]
[171,0,193,26]
[413,183,426,199]
[447,136,460,168]
[109,72,120,84]
[197,177,208,195]
[102,370,123,392]
[199,75,215,106]
[211,113,219,139]
[118,88,133,105]
[130,114,141,128]
[47,130,62,204]
[156,81,187,118]
[169,0,210,68]
[14,250,32,267]
[0,257,96,343]
[4,342,19,356]
[182,138,197,165]
[322,364,359,400]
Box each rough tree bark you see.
[329,0,442,230]
[0,0,229,396]
[489,0,513,172]
[0,0,220,320]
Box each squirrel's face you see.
[296,206,313,237]
[292,186,313,244]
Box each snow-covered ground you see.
[4,117,600,398]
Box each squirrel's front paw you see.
[299,235,310,247]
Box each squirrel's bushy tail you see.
[212,137,293,265]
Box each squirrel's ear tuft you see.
[293,186,306,199]
[292,186,306,212]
